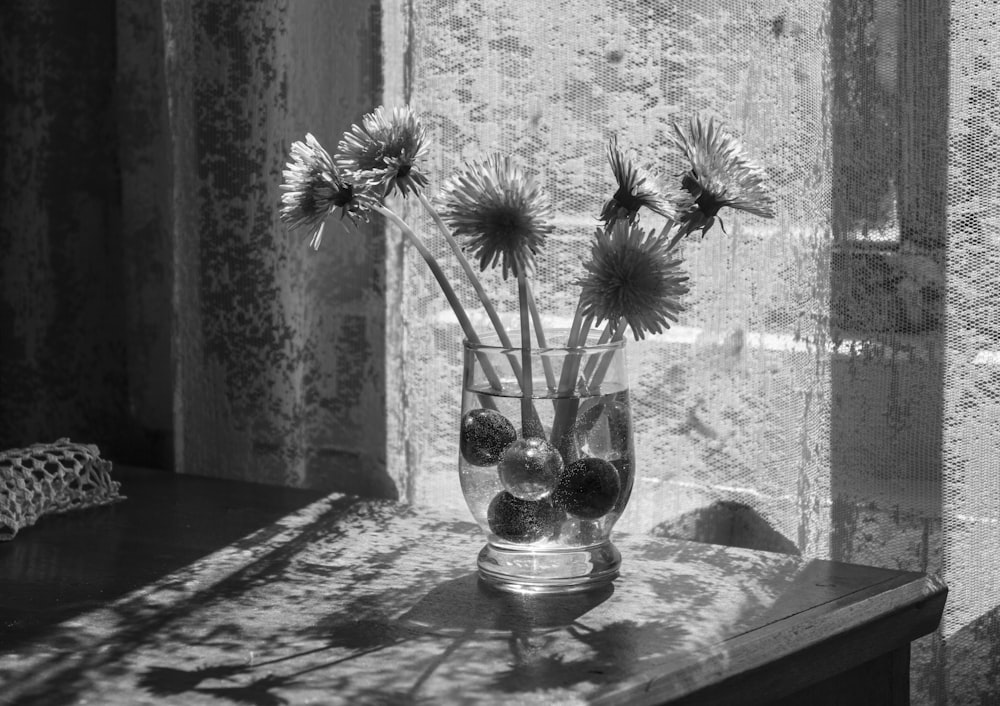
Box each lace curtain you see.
[2,0,997,702]
[386,0,997,702]
[394,0,832,552]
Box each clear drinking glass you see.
[459,330,634,594]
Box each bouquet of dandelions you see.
[280,106,774,463]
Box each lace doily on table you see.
[0,439,124,540]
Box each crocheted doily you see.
[0,439,124,540]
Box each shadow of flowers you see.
[398,572,614,636]
[490,620,692,694]
[140,667,295,706]
[137,571,620,704]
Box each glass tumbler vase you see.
[458,330,634,594]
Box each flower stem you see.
[517,270,544,438]
[549,301,593,458]
[584,317,622,393]
[375,205,502,405]
[582,318,616,383]
[417,190,527,385]
[377,204,477,339]
[664,221,688,252]
[556,302,587,396]
[418,193,510,342]
[525,280,556,392]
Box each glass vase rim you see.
[463,328,627,354]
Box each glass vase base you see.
[476,540,621,594]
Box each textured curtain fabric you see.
[387,0,996,703]
[2,0,999,702]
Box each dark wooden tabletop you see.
[0,466,946,706]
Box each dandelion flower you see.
[437,154,554,279]
[599,137,676,227]
[280,133,375,248]
[337,105,429,198]
[577,222,689,340]
[667,116,775,246]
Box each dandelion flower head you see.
[577,222,689,340]
[600,137,677,228]
[668,115,775,245]
[337,105,430,198]
[437,154,555,279]
[280,133,374,249]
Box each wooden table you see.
[0,467,946,705]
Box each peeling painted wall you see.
[2,1,397,497]
[0,2,142,460]
[162,0,394,495]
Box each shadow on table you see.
[399,572,614,637]
[0,467,325,652]
[130,573,620,704]
[137,571,689,704]
[399,573,708,698]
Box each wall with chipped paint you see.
[0,2,142,460]
[163,0,394,496]
[1,1,398,498]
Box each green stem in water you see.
[549,302,594,458]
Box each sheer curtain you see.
[3,0,997,703]
[385,0,996,703]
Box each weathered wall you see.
[0,1,149,461]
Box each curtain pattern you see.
[393,2,834,566]
[939,0,1000,698]
[389,0,997,702]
